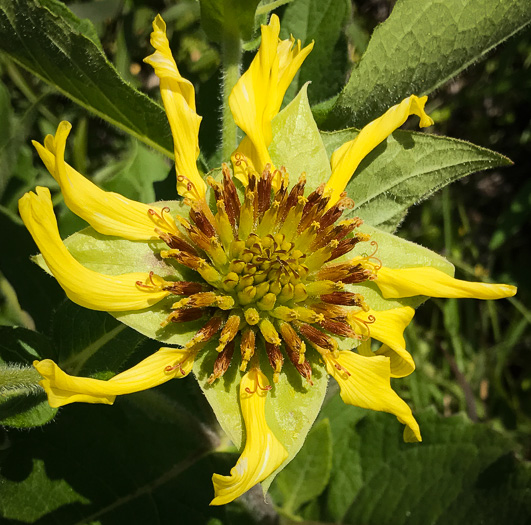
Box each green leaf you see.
[269,83,331,191]
[319,400,531,524]
[0,272,34,328]
[321,128,512,232]
[199,0,260,41]
[0,0,174,158]
[279,0,351,105]
[96,141,172,205]
[273,418,333,515]
[0,388,258,523]
[49,301,158,378]
[193,344,328,493]
[323,0,531,129]
[0,326,57,427]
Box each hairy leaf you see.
[320,399,531,524]
[0,0,174,157]
[321,128,512,232]
[322,0,531,129]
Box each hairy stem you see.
[221,32,242,162]
[0,363,43,396]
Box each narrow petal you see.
[325,95,434,205]
[18,187,169,311]
[376,266,517,300]
[34,347,196,408]
[33,122,179,241]
[323,350,421,442]
[144,15,206,200]
[229,14,313,175]
[210,368,288,505]
[348,307,416,377]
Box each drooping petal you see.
[323,350,421,442]
[210,368,288,505]
[18,187,170,311]
[34,346,197,408]
[144,15,206,200]
[348,306,416,377]
[33,122,179,241]
[376,266,517,300]
[230,14,313,176]
[325,95,434,206]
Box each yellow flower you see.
[20,13,516,506]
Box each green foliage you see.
[0,326,56,427]
[0,0,174,158]
[272,418,333,515]
[322,0,531,129]
[0,388,254,523]
[200,0,261,41]
[307,399,531,525]
[321,128,512,231]
[279,0,351,105]
[269,84,331,190]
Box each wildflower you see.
[20,14,516,505]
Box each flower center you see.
[155,161,376,384]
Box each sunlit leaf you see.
[0,0,174,157]
[322,0,531,129]
[321,128,512,232]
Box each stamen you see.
[163,281,209,295]
[222,164,241,227]
[161,307,206,327]
[240,328,256,372]
[320,291,367,307]
[208,339,235,384]
[265,342,284,383]
[295,322,337,352]
[217,314,241,352]
[320,318,357,338]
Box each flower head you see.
[21,13,516,505]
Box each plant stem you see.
[221,33,242,162]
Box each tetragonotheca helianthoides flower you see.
[19,14,517,505]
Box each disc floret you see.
[157,161,373,384]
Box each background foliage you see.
[0,0,530,523]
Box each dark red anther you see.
[295,322,336,351]
[320,292,365,307]
[222,164,241,228]
[328,237,362,261]
[208,339,235,384]
[167,307,206,323]
[320,318,357,338]
[189,205,217,238]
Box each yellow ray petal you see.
[325,95,434,206]
[34,347,197,408]
[144,15,206,200]
[229,14,313,176]
[210,368,288,505]
[376,266,517,300]
[323,350,421,442]
[33,121,179,241]
[348,306,416,378]
[18,186,170,311]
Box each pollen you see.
[158,160,373,384]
